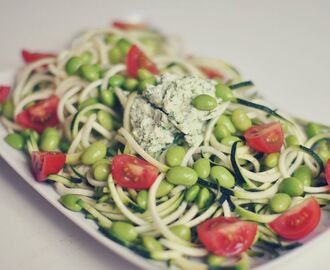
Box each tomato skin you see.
[16,95,59,133]
[32,151,66,181]
[199,66,224,80]
[0,85,10,102]
[111,154,159,190]
[113,21,145,30]
[197,217,257,256]
[22,50,56,63]
[326,159,330,186]
[126,45,158,78]
[244,122,284,153]
[269,197,320,240]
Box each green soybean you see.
[139,77,156,91]
[293,165,312,187]
[97,111,113,131]
[217,115,236,133]
[65,56,83,75]
[59,194,82,212]
[165,146,186,167]
[42,127,59,138]
[40,128,60,151]
[105,34,118,44]
[269,193,292,213]
[207,254,226,266]
[81,142,107,165]
[278,177,304,196]
[108,47,123,64]
[137,68,153,81]
[210,166,235,188]
[193,158,211,179]
[100,88,116,107]
[170,225,191,241]
[221,136,243,147]
[264,153,280,168]
[185,184,200,202]
[192,94,217,111]
[215,83,235,101]
[156,180,174,198]
[136,190,148,210]
[196,187,211,209]
[285,135,299,146]
[306,123,321,138]
[80,64,100,82]
[231,109,252,132]
[93,163,110,181]
[80,52,92,64]
[110,221,138,242]
[123,78,139,91]
[5,133,25,150]
[214,124,231,141]
[116,38,131,56]
[142,236,163,252]
[2,100,14,120]
[78,98,98,111]
[166,166,198,186]
[316,141,330,164]
[109,74,125,88]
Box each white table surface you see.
[0,0,329,269]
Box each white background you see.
[0,0,329,269]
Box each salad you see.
[1,20,330,270]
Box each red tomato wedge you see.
[199,66,225,80]
[126,44,158,78]
[111,154,159,190]
[22,49,56,64]
[197,217,257,256]
[113,21,146,30]
[16,95,60,133]
[0,85,10,102]
[244,122,284,153]
[32,151,66,181]
[269,197,321,240]
[326,159,330,186]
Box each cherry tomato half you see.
[197,217,258,256]
[0,85,10,102]
[21,50,56,64]
[126,44,158,78]
[32,151,66,181]
[326,159,330,186]
[111,154,159,190]
[269,197,321,240]
[244,122,284,153]
[112,21,146,30]
[199,66,225,80]
[16,95,60,133]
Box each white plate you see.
[0,69,329,270]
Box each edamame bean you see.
[137,68,153,81]
[4,133,25,150]
[166,166,198,186]
[97,111,113,131]
[59,194,82,212]
[59,139,70,152]
[109,74,125,87]
[123,78,139,91]
[269,193,292,213]
[264,153,280,168]
[100,88,116,107]
[116,38,131,55]
[217,115,236,133]
[285,135,299,146]
[139,77,156,91]
[193,158,211,179]
[2,100,14,120]
[215,83,235,101]
[192,94,217,111]
[81,142,107,165]
[65,56,83,75]
[316,141,330,164]
[184,184,200,202]
[80,52,92,64]
[78,98,98,110]
[278,177,304,196]
[306,123,321,138]
[80,64,100,82]
[105,34,118,44]
[231,109,252,132]
[196,187,211,209]
[93,163,110,181]
[214,124,231,141]
[42,127,60,138]
[40,128,60,151]
[108,47,122,64]
[110,221,138,242]
[92,158,110,170]
[221,136,243,147]
[210,166,235,188]
[170,225,191,241]
[207,254,226,267]
[142,236,163,252]
[21,129,33,139]
[165,146,186,167]
[156,180,174,198]
[293,165,312,187]
[137,190,148,210]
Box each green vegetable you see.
[221,135,243,147]
[97,111,113,131]
[306,123,321,138]
[170,225,191,241]
[93,163,110,181]
[137,68,153,81]
[108,47,122,64]
[110,221,138,242]
[316,141,330,164]
[78,98,98,110]
[293,165,312,187]
[217,115,236,133]
[166,166,198,186]
[142,236,163,252]
[40,127,60,151]
[184,184,200,202]
[165,146,186,167]
[278,177,304,196]
[286,135,299,146]
[196,187,211,209]
[105,34,118,45]
[264,153,280,168]
[139,78,156,91]
[81,141,107,165]
[269,193,291,213]
[192,94,217,111]
[2,100,14,120]
[193,158,211,179]
[231,109,252,132]
[207,254,226,267]
[65,56,83,75]
[156,180,174,198]
[137,190,148,210]
[59,194,82,212]
[59,139,70,152]
[80,52,92,64]
[215,83,235,101]
[210,166,235,188]
[109,74,125,88]
[4,133,25,150]
[80,64,100,82]
[214,124,231,141]
[123,78,139,91]
[100,88,116,107]
[116,38,131,56]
